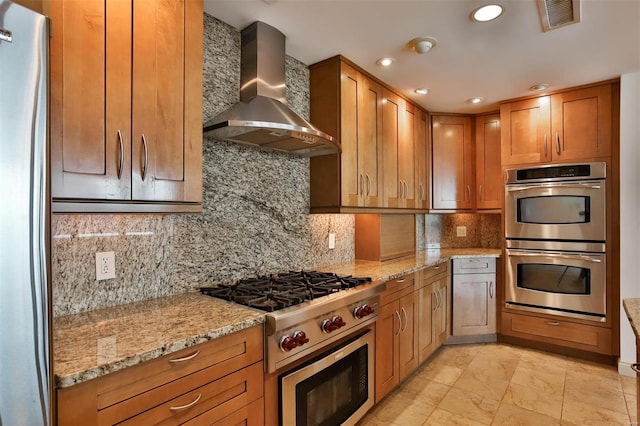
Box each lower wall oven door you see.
[505,248,606,321]
[280,330,374,426]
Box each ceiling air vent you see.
[537,0,581,31]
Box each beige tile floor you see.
[359,343,637,425]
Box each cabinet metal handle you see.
[433,292,438,312]
[399,181,403,199]
[466,185,471,201]
[546,321,560,326]
[433,265,440,270]
[169,393,202,411]
[395,311,402,336]
[556,132,560,154]
[435,289,441,309]
[169,350,200,363]
[478,185,483,201]
[401,307,408,332]
[117,130,124,180]
[366,174,371,197]
[141,134,149,181]
[631,363,640,374]
[360,173,364,196]
[405,181,409,199]
[489,281,494,298]
[396,278,405,283]
[544,133,547,156]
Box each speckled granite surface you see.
[53,249,500,389]
[623,299,640,338]
[423,213,501,249]
[53,293,264,389]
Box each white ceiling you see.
[203,0,640,114]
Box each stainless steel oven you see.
[505,162,606,242]
[505,240,606,322]
[280,330,374,426]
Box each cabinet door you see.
[415,111,430,209]
[132,0,202,203]
[358,75,383,207]
[434,276,450,345]
[417,283,436,363]
[431,115,473,210]
[338,63,362,207]
[398,292,418,379]
[375,300,400,402]
[382,89,402,208]
[50,0,132,200]
[475,114,502,210]
[398,101,417,208]
[500,97,551,166]
[551,85,612,161]
[452,273,496,336]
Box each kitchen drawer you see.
[186,396,264,426]
[415,262,449,291]
[102,361,263,425]
[501,312,612,354]
[380,274,415,306]
[453,257,496,274]
[97,325,262,410]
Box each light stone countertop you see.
[53,248,501,389]
[623,298,640,339]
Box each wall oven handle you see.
[507,250,602,263]
[506,183,602,191]
[395,311,402,336]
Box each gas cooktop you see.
[200,271,372,312]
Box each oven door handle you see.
[506,250,602,263]
[506,183,602,192]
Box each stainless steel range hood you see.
[203,21,339,157]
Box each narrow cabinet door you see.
[415,111,430,210]
[50,0,131,200]
[475,113,501,210]
[500,97,551,166]
[382,89,401,208]
[375,300,400,402]
[399,101,416,208]
[132,0,202,203]
[431,115,473,210]
[339,63,361,206]
[358,76,383,207]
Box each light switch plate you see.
[456,226,467,237]
[328,233,336,249]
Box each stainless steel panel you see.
[0,1,51,424]
[505,162,606,184]
[506,239,605,253]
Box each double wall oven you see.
[504,162,607,322]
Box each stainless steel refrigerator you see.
[0,1,52,425]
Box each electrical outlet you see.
[96,251,116,280]
[456,226,467,237]
[328,233,336,250]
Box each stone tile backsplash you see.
[422,213,501,249]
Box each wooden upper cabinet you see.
[415,111,430,210]
[309,58,382,210]
[49,0,202,210]
[501,82,613,167]
[551,85,612,161]
[431,115,474,210]
[475,113,502,210]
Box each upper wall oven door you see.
[505,179,606,242]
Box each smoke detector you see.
[537,0,581,31]
[408,37,438,54]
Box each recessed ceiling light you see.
[530,83,550,91]
[467,97,485,104]
[472,4,504,22]
[415,88,430,95]
[376,57,393,67]
[407,37,438,54]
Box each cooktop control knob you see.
[293,331,309,346]
[321,319,338,333]
[354,304,374,319]
[332,315,346,328]
[279,335,298,352]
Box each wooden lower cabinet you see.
[376,265,451,402]
[57,326,264,426]
[501,311,612,355]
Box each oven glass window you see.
[517,196,590,224]
[517,264,590,295]
[294,344,368,426]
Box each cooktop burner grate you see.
[200,271,372,312]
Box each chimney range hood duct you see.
[203,21,339,157]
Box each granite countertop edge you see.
[54,248,501,388]
[623,298,640,339]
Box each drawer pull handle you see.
[546,321,560,326]
[631,363,640,374]
[169,393,202,411]
[169,350,200,363]
[396,279,405,283]
[434,265,440,270]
